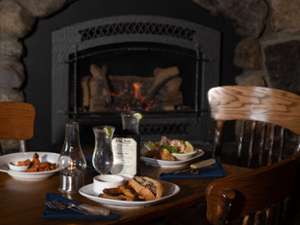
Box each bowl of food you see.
[143,136,198,161]
[0,152,60,181]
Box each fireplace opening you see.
[69,42,199,115]
[52,15,221,145]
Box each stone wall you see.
[0,0,66,152]
[194,0,300,93]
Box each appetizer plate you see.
[141,149,205,168]
[79,180,180,208]
[0,152,61,181]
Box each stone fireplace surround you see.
[1,0,300,151]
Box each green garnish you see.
[144,141,157,150]
[161,145,179,153]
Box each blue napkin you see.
[160,161,226,180]
[43,193,120,221]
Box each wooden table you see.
[0,164,249,225]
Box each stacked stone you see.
[194,0,300,94]
[0,0,65,151]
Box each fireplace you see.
[73,44,197,113]
[52,15,220,145]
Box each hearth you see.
[52,15,221,144]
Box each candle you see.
[68,160,76,171]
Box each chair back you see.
[0,102,35,140]
[206,155,300,225]
[208,86,300,167]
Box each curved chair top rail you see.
[0,102,35,140]
[208,86,300,135]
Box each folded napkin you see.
[159,161,226,180]
[43,193,120,221]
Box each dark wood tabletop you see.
[0,164,249,225]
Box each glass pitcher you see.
[58,121,87,193]
[92,126,115,174]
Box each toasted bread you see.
[128,176,163,201]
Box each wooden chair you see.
[208,86,300,167]
[0,102,35,153]
[206,154,300,225]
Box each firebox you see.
[52,15,221,145]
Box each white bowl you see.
[93,174,124,195]
[171,150,199,161]
[0,152,61,182]
[8,162,29,172]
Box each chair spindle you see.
[213,120,224,158]
[247,121,256,167]
[258,122,266,167]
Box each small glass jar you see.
[58,121,87,193]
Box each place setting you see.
[42,113,183,220]
[78,113,182,209]
[140,136,226,180]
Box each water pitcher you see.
[58,121,87,193]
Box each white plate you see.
[0,152,61,181]
[79,180,180,208]
[141,149,205,168]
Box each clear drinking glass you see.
[92,126,115,174]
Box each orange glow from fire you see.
[108,82,155,111]
[132,82,144,101]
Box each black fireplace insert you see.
[52,15,221,145]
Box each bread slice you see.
[128,176,163,201]
[144,177,163,199]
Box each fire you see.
[131,82,154,111]
[108,82,156,111]
[131,82,144,101]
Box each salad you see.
[143,136,194,161]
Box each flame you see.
[132,82,155,111]
[132,82,144,101]
[109,82,156,111]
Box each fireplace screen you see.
[51,15,220,144]
[69,43,198,114]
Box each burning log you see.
[80,64,112,112]
[81,76,90,111]
[81,64,184,112]
[147,66,183,110]
[89,64,111,112]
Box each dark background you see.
[23,0,240,151]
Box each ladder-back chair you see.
[206,154,300,225]
[0,102,35,153]
[208,86,300,167]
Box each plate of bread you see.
[79,176,180,207]
[141,136,205,167]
